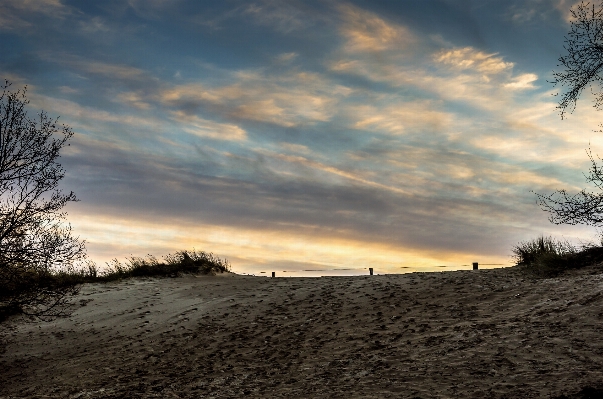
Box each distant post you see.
[369,267,374,275]
[472,262,478,270]
[272,272,275,278]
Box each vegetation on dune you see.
[0,250,230,321]
[512,236,576,266]
[0,80,231,322]
[516,3,603,278]
[513,236,603,277]
[99,250,231,281]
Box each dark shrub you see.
[513,236,603,277]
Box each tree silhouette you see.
[538,1,603,228]
[0,81,86,319]
[538,148,603,226]
[552,1,603,119]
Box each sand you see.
[1,266,603,398]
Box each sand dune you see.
[2,267,603,398]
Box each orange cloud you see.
[160,71,351,127]
[435,47,514,75]
[504,73,539,90]
[338,4,415,52]
[350,100,453,135]
[69,211,511,275]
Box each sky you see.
[2,0,602,276]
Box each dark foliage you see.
[552,1,603,118]
[0,81,232,322]
[539,2,603,227]
[512,236,575,265]
[0,250,231,322]
[98,250,231,281]
[0,81,85,319]
[513,236,603,277]
[536,148,603,226]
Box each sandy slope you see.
[1,267,603,398]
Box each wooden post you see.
[472,262,478,270]
[369,267,374,275]
[272,272,275,278]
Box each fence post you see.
[272,272,275,278]
[472,262,478,270]
[369,267,374,275]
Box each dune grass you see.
[92,250,231,282]
[513,236,603,277]
[0,250,230,321]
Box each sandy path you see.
[1,267,603,398]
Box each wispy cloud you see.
[338,4,416,52]
[160,71,351,127]
[504,73,539,90]
[7,0,597,272]
[69,59,150,82]
[333,48,538,113]
[0,0,69,30]
[243,0,321,33]
[78,16,111,33]
[507,0,581,24]
[29,95,161,130]
[349,100,453,136]
[172,111,247,141]
[127,0,182,20]
[434,47,513,75]
[555,0,583,23]
[275,52,298,63]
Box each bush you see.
[0,265,81,321]
[100,250,230,281]
[512,236,575,265]
[0,250,231,321]
[513,236,603,277]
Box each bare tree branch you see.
[0,80,85,319]
[538,3,603,230]
[552,1,603,118]
[537,147,603,225]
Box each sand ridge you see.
[1,267,603,398]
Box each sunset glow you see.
[2,0,599,275]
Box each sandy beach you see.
[1,266,603,398]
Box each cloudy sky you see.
[2,0,601,275]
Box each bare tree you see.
[537,148,603,225]
[0,81,85,319]
[552,1,603,118]
[539,2,603,227]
